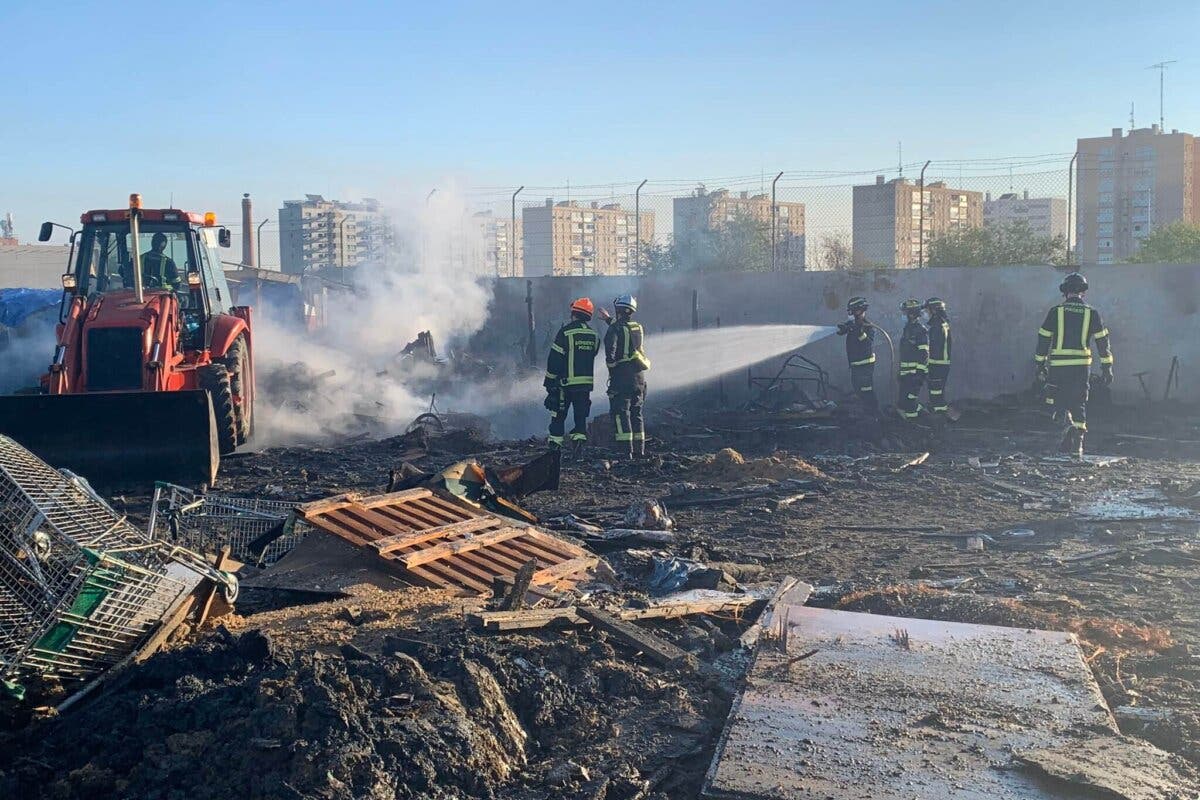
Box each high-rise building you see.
[1075,126,1198,264]
[522,200,653,277]
[468,211,523,277]
[852,176,983,268]
[983,191,1068,241]
[672,188,806,270]
[279,195,393,275]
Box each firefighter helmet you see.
[1059,272,1088,295]
[900,298,922,314]
[924,297,946,313]
[614,294,637,313]
[570,297,594,319]
[847,296,869,314]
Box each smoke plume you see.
[252,187,507,445]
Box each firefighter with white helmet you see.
[602,294,651,458]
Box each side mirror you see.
[218,228,232,248]
[39,222,54,242]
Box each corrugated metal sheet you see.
[704,603,1118,800]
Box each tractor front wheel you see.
[221,335,253,444]
[199,364,239,455]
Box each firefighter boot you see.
[1058,426,1084,458]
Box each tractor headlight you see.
[61,274,77,290]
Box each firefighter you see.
[603,294,651,458]
[897,298,929,421]
[544,298,600,453]
[836,297,877,412]
[924,297,952,417]
[1035,272,1113,456]
[140,232,180,290]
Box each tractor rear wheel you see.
[221,335,253,444]
[199,363,239,455]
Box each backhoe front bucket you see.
[0,391,220,486]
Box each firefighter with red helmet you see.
[1035,272,1113,457]
[544,298,601,453]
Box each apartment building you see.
[852,176,983,268]
[673,188,806,269]
[983,191,1068,240]
[279,195,393,275]
[1075,126,1198,264]
[522,200,654,277]
[468,211,523,277]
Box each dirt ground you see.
[2,395,1199,799]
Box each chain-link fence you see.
[460,155,1075,276]
[229,154,1084,277]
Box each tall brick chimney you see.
[241,193,255,267]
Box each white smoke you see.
[250,188,841,448]
[251,186,511,446]
[0,308,59,394]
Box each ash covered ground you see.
[3,396,1200,799]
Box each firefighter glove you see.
[543,392,559,412]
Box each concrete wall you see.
[478,263,1200,405]
[0,245,72,289]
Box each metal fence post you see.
[634,178,647,273]
[256,218,270,270]
[917,160,931,268]
[1066,152,1078,266]
[525,279,536,367]
[771,171,783,271]
[511,186,524,277]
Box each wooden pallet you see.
[295,488,596,596]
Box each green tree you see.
[1129,222,1200,263]
[672,210,772,273]
[631,240,678,275]
[927,221,1066,267]
[814,232,853,270]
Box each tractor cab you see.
[54,208,235,353]
[0,194,257,485]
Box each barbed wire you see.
[225,154,1095,273]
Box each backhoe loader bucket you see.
[0,391,219,486]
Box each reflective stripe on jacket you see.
[545,320,600,388]
[839,320,876,366]
[604,319,650,376]
[899,319,929,375]
[928,314,951,365]
[1035,301,1113,368]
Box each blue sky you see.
[1,0,1197,243]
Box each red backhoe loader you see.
[0,194,255,484]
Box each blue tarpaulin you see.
[0,289,59,329]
